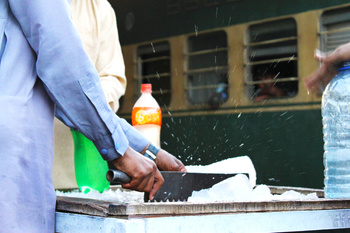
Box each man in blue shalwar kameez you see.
[0,1,186,232]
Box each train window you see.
[136,42,171,107]
[320,7,350,53]
[185,31,228,108]
[245,18,298,102]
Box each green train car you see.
[109,0,350,189]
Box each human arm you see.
[155,149,187,172]
[253,86,285,102]
[140,144,187,172]
[304,43,350,94]
[253,94,271,102]
[69,0,126,112]
[9,0,162,196]
[112,147,164,200]
[8,0,127,159]
[96,0,126,112]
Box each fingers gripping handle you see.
[106,169,131,183]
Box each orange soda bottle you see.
[132,84,162,147]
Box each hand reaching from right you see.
[304,43,350,94]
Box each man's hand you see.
[112,146,164,200]
[304,43,350,94]
[154,149,187,172]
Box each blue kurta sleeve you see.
[7,0,145,161]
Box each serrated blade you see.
[144,171,248,202]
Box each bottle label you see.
[132,107,162,126]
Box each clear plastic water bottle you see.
[132,84,162,148]
[71,130,110,194]
[322,61,350,198]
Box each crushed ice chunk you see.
[187,174,319,203]
[56,188,144,203]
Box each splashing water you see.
[288,55,295,63]
[280,111,288,116]
[194,25,198,36]
[150,42,155,53]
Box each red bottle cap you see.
[141,83,152,93]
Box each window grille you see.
[245,18,298,101]
[320,7,350,53]
[136,42,171,107]
[185,31,228,107]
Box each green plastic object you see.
[71,130,110,194]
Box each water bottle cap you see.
[338,61,350,71]
[141,83,152,93]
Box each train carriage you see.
[109,0,350,189]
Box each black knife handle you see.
[106,169,131,183]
